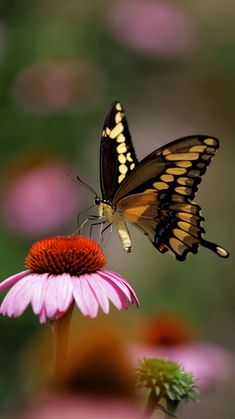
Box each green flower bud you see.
[136,357,198,402]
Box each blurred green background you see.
[0,0,234,418]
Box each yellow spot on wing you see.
[117,143,127,153]
[115,112,123,123]
[110,122,123,139]
[126,152,133,162]
[171,203,198,214]
[169,238,186,255]
[117,133,125,143]
[176,161,192,168]
[178,221,193,232]
[130,163,135,170]
[174,228,190,242]
[162,148,171,156]
[153,182,169,190]
[118,174,125,183]
[119,164,128,174]
[177,177,194,186]
[204,138,217,146]
[161,174,174,182]
[118,154,126,164]
[189,145,207,152]
[166,153,199,161]
[177,212,194,223]
[116,102,122,111]
[175,186,191,195]
[166,168,186,175]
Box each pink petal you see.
[0,270,31,292]
[38,306,47,323]
[0,274,38,317]
[90,272,124,310]
[44,275,60,318]
[72,277,90,316]
[80,275,99,318]
[102,270,140,306]
[86,275,110,314]
[31,273,49,315]
[98,271,131,301]
[56,273,73,312]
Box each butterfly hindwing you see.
[100,101,138,201]
[114,135,229,259]
[116,192,205,260]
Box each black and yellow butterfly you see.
[92,100,229,261]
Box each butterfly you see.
[91,100,229,261]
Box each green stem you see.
[143,392,178,419]
[50,305,73,387]
[143,390,162,418]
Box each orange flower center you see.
[25,236,106,276]
[144,314,195,346]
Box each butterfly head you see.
[95,196,101,206]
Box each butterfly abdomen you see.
[115,215,132,253]
[96,200,132,252]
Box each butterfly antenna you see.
[76,176,98,197]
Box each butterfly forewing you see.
[113,135,219,203]
[100,100,138,201]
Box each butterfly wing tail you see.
[201,239,229,258]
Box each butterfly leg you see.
[100,223,112,243]
[89,219,105,238]
[101,223,113,247]
[77,204,95,230]
[78,215,101,235]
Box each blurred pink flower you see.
[130,313,234,391]
[17,395,142,419]
[107,0,196,57]
[0,236,139,323]
[12,59,103,113]
[1,159,80,237]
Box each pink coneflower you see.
[1,156,80,238]
[0,236,139,323]
[12,59,103,113]
[0,236,139,384]
[130,313,234,392]
[107,0,196,57]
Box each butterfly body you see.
[95,100,229,260]
[95,199,132,252]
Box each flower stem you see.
[51,305,73,387]
[143,392,177,419]
[143,390,162,418]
